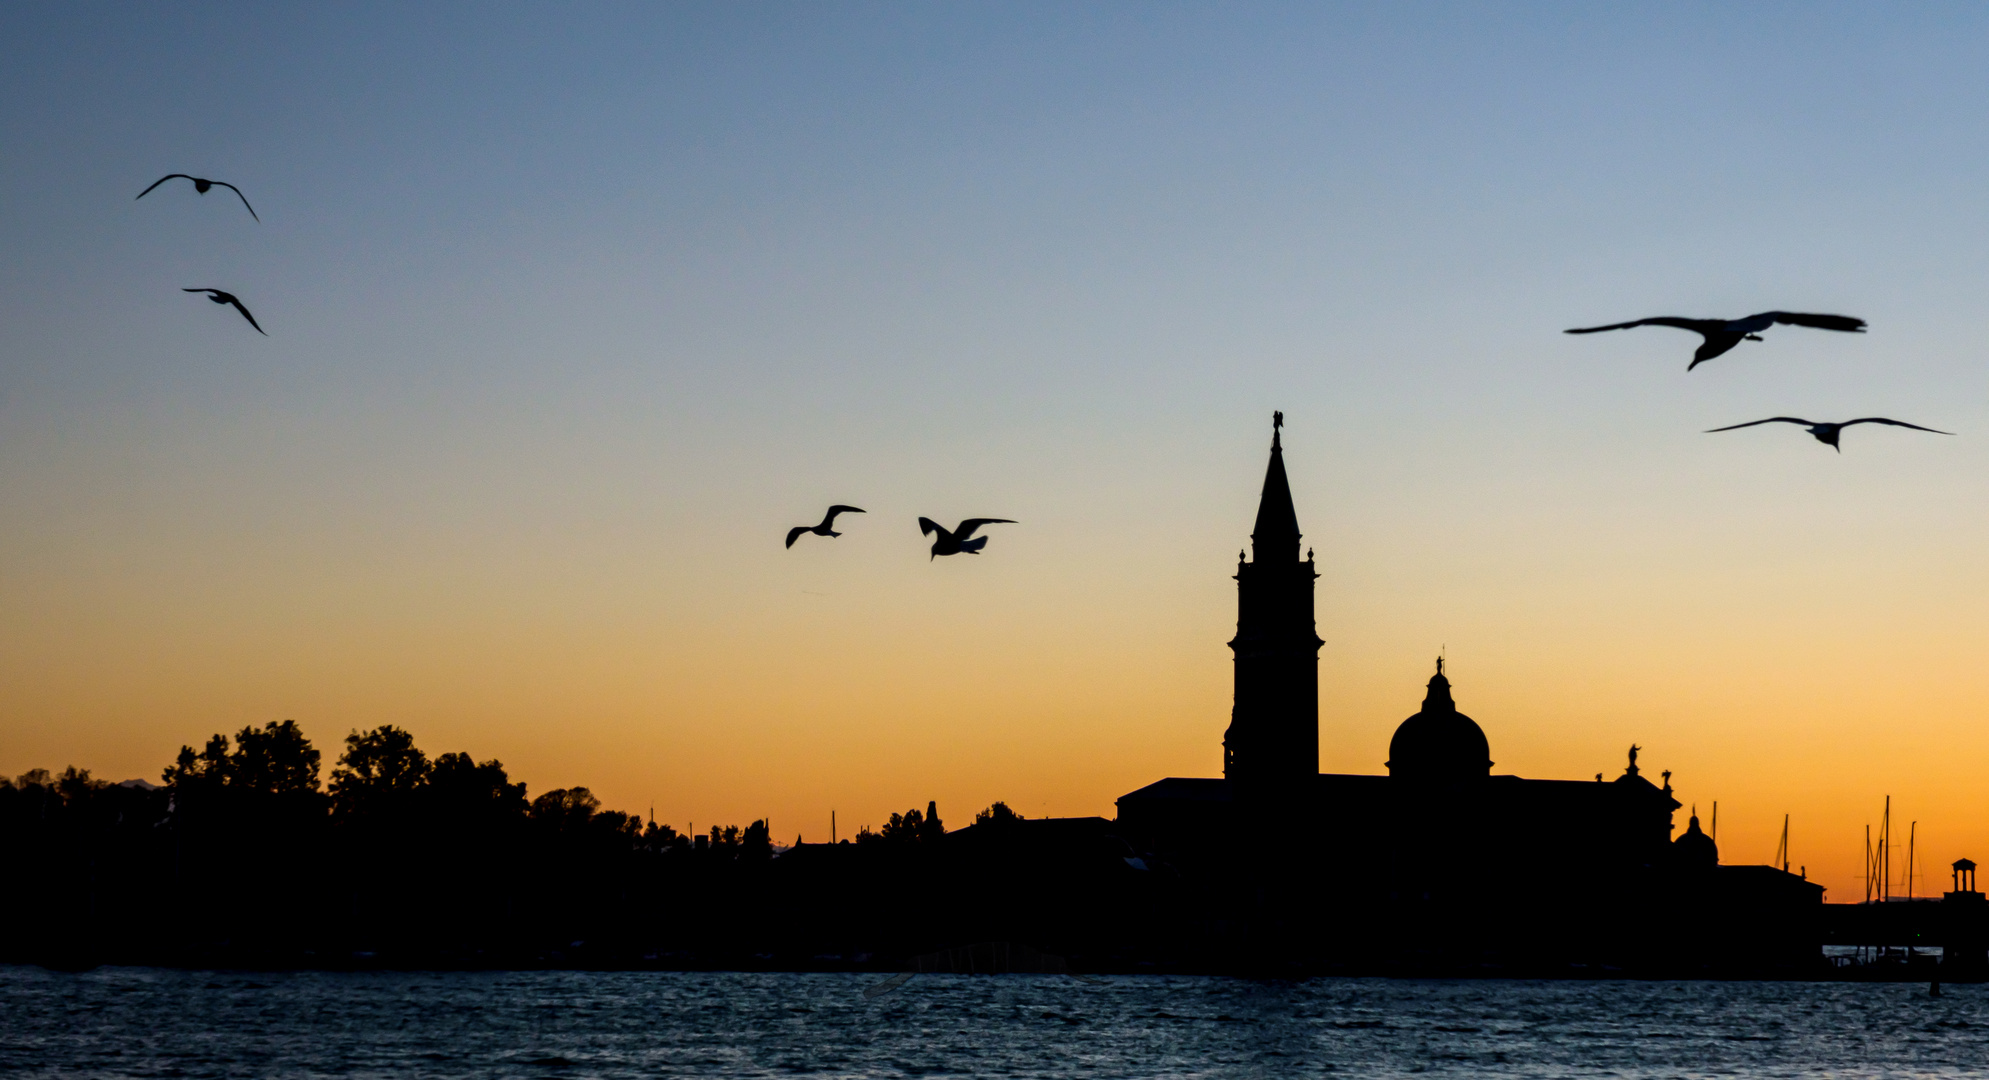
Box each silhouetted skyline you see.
[9,424,1962,979]
[7,6,1989,902]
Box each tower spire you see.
[1251,412,1301,563]
[1225,412,1323,784]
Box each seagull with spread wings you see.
[1565,311,1866,369]
[786,505,865,548]
[182,289,266,335]
[918,517,1015,559]
[1705,416,1950,451]
[136,174,259,221]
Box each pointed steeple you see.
[1251,412,1302,563]
[1226,411,1323,785]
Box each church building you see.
[1114,417,1823,972]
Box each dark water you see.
[1,966,1983,1078]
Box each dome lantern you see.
[1674,809,1719,868]
[1386,658,1493,783]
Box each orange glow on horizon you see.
[6,420,1986,909]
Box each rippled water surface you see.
[2,966,1984,1078]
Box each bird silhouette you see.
[136,175,259,221]
[1705,416,1950,451]
[918,517,1015,559]
[786,505,865,548]
[182,289,265,334]
[1565,311,1866,369]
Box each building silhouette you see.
[1221,415,1321,788]
[1118,417,1824,973]
[1,415,1868,976]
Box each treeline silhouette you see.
[1,723,1163,970]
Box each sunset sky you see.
[6,4,1989,900]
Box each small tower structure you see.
[1944,858,1987,975]
[1222,413,1324,790]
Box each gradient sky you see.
[5,3,1989,900]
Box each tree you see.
[153,724,330,957]
[879,808,924,844]
[740,819,772,862]
[161,734,231,791]
[229,721,320,795]
[530,787,601,829]
[56,766,101,804]
[707,824,741,855]
[329,725,430,818]
[640,820,687,853]
[429,753,527,818]
[160,722,320,796]
[975,801,1022,826]
[4,719,723,967]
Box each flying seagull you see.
[135,174,259,222]
[786,505,865,548]
[1564,311,1866,370]
[182,288,265,334]
[1705,416,1950,451]
[918,517,1015,559]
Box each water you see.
[1,966,1983,1078]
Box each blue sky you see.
[5,3,1989,887]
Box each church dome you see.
[1386,662,1492,782]
[1673,812,1718,868]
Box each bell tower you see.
[1223,413,1323,787]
